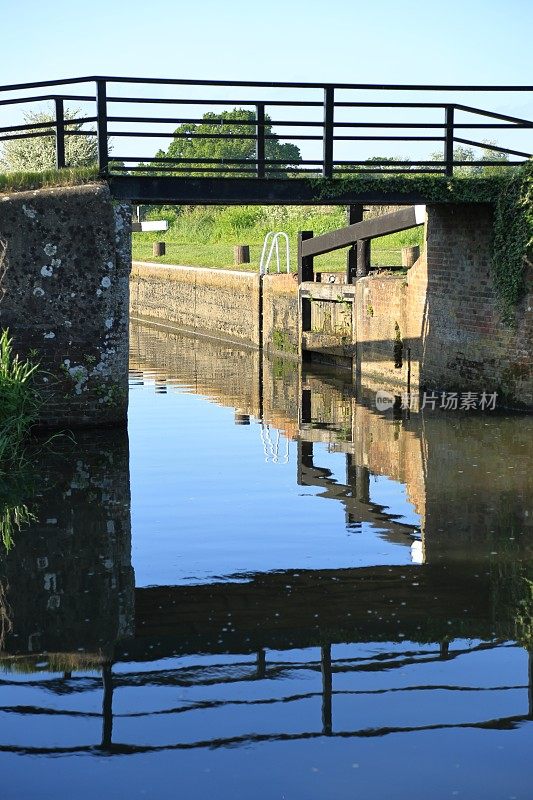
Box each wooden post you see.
[346,205,363,284]
[153,242,166,257]
[234,245,250,265]
[356,239,370,279]
[297,231,314,283]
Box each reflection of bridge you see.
[1,639,531,756]
[1,77,531,203]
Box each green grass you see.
[0,166,101,194]
[132,205,424,271]
[0,330,40,471]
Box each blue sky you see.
[1,0,532,164]
[2,0,531,87]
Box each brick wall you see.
[355,204,533,407]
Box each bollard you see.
[401,245,420,268]
[153,241,166,257]
[234,245,250,265]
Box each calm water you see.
[0,321,532,799]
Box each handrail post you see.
[322,87,334,178]
[445,105,454,177]
[54,97,66,170]
[256,103,265,178]
[96,79,109,174]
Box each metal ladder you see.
[259,232,290,276]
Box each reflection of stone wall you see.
[0,430,133,658]
[0,185,130,427]
[131,262,261,348]
[130,321,261,419]
[261,354,300,439]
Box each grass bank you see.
[0,166,101,194]
[132,205,424,272]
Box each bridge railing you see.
[0,77,531,177]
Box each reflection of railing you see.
[1,639,530,755]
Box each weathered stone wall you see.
[262,273,299,358]
[131,261,261,348]
[0,184,131,427]
[355,204,533,406]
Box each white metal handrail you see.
[259,232,290,276]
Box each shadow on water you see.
[0,320,532,798]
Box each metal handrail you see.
[0,77,531,176]
[259,232,290,275]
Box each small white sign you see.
[140,220,169,232]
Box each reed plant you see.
[0,329,40,471]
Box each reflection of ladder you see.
[259,423,290,464]
[259,232,290,275]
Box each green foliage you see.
[429,143,511,177]
[492,159,533,322]
[152,108,301,176]
[272,329,296,353]
[0,502,35,553]
[0,331,40,472]
[0,109,99,172]
[133,204,424,271]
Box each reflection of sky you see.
[129,379,420,587]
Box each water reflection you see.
[0,321,531,799]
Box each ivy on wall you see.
[307,161,533,324]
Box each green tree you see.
[153,108,301,177]
[430,142,510,176]
[0,109,99,172]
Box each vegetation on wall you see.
[0,331,41,473]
